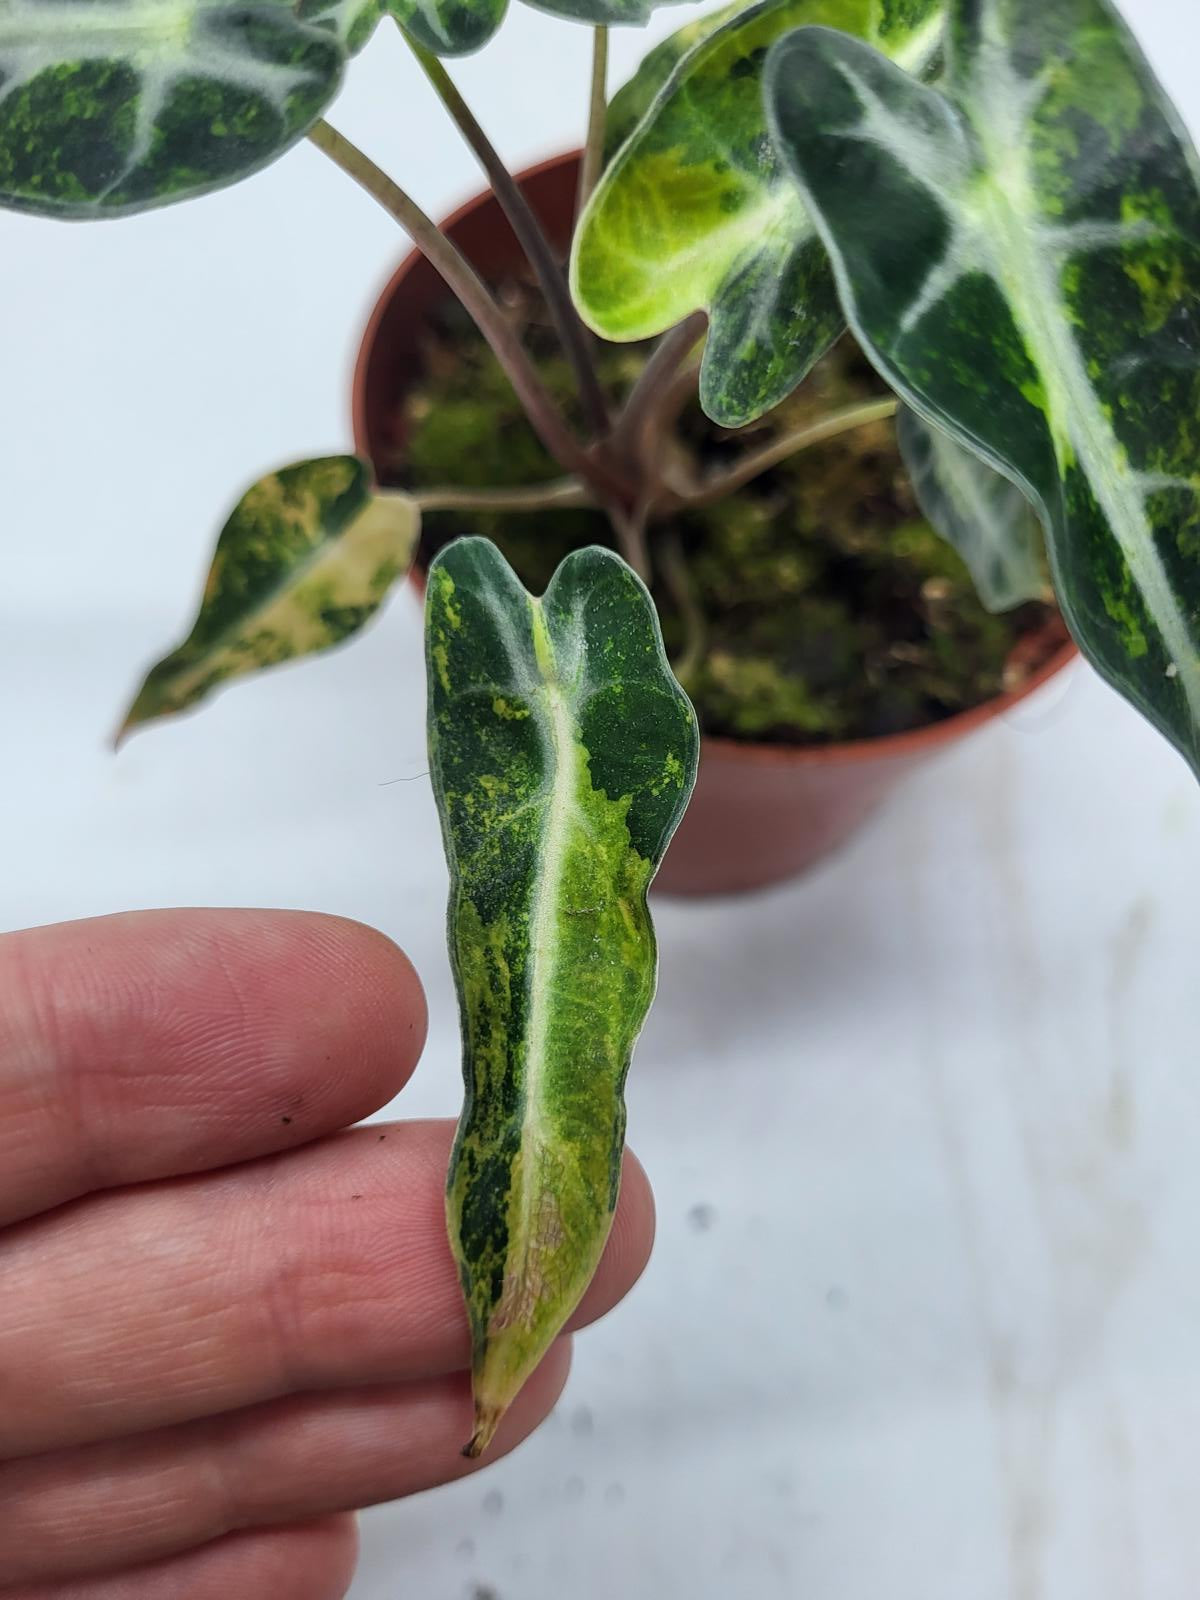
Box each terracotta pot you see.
[353,151,1078,898]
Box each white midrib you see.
[970,35,1200,721]
[513,598,579,1260]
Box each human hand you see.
[0,910,655,1598]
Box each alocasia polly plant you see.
[3,0,1198,1447]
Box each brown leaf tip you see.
[463,1403,504,1460]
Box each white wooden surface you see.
[3,5,1200,1596]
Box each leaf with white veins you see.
[897,406,1048,612]
[427,539,696,1458]
[298,0,506,56]
[525,0,690,35]
[0,0,345,217]
[302,0,687,57]
[571,0,945,427]
[768,0,1200,773]
[120,456,419,737]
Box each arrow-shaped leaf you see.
[120,456,419,737]
[526,0,690,30]
[428,538,696,1458]
[298,0,506,55]
[0,0,345,218]
[897,407,1048,613]
[301,0,687,60]
[571,0,944,428]
[767,0,1200,774]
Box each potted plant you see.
[3,0,1197,1456]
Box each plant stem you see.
[612,312,707,472]
[414,479,592,514]
[683,397,900,508]
[411,43,611,438]
[658,525,705,688]
[651,358,702,455]
[308,119,628,504]
[577,26,609,216]
[659,357,702,422]
[612,500,651,584]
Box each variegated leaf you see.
[525,0,690,31]
[298,0,505,56]
[570,0,944,428]
[768,0,1200,774]
[301,0,685,57]
[603,0,743,159]
[120,456,418,737]
[897,407,1047,613]
[427,539,696,1458]
[0,0,345,218]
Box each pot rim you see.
[351,148,1079,774]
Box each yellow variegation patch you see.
[119,456,419,738]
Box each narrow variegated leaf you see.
[298,0,506,56]
[120,457,418,737]
[570,0,944,427]
[428,539,697,1458]
[767,1,1200,774]
[604,1,743,159]
[0,0,345,219]
[897,407,1047,613]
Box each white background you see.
[4,3,1200,1597]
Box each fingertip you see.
[567,1146,656,1335]
[304,914,429,1098]
[619,1145,657,1264]
[0,909,430,1223]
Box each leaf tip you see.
[111,712,141,753]
[112,685,159,751]
[463,1401,505,1460]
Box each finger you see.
[0,909,427,1225]
[1,1516,359,1600]
[0,1122,654,1456]
[0,1348,571,1586]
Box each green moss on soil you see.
[380,281,1059,745]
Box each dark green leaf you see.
[120,456,419,737]
[768,0,1200,774]
[299,0,507,56]
[302,0,686,55]
[526,0,689,32]
[428,538,696,1457]
[571,0,944,427]
[0,0,345,218]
